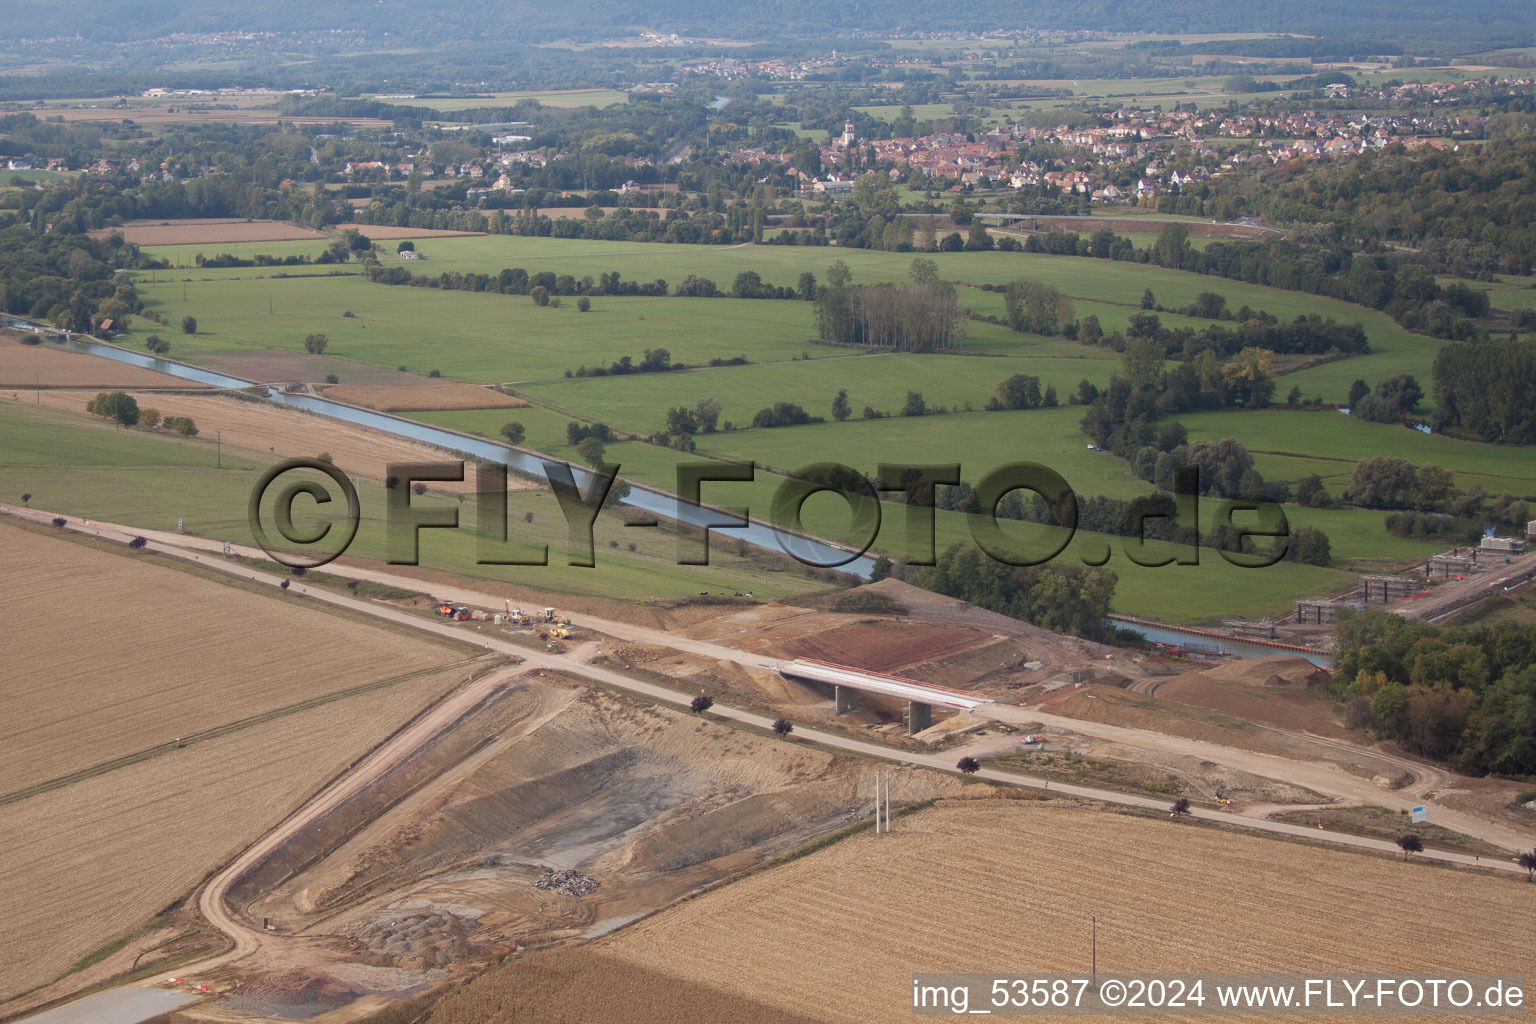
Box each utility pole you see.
[216,429,222,468]
[268,293,273,315]
[53,430,58,465]
[1091,915,1097,990]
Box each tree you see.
[1152,222,1191,269]
[145,334,169,355]
[666,406,700,435]
[575,436,606,467]
[412,482,428,496]
[87,390,140,427]
[1518,851,1536,881]
[831,388,851,422]
[869,553,894,581]
[128,536,147,549]
[1170,798,1191,816]
[500,421,526,445]
[530,285,550,306]
[1079,314,1103,345]
[397,240,415,253]
[1347,378,1369,408]
[797,271,818,301]
[1005,280,1074,336]
[994,374,1043,410]
[690,694,714,714]
[771,717,794,738]
[694,396,721,432]
[304,333,328,355]
[316,452,333,464]
[1140,289,1156,310]
[956,756,980,773]
[964,221,993,251]
[576,296,591,312]
[900,391,927,417]
[1397,833,1423,860]
[20,493,30,507]
[180,315,197,334]
[52,517,67,528]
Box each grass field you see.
[429,797,1535,1024]
[81,233,1506,617]
[1181,409,1536,498]
[131,235,1441,397]
[0,400,829,604]
[0,520,483,999]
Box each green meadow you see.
[93,233,1511,619]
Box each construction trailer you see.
[1481,535,1528,555]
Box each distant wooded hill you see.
[9,0,1534,48]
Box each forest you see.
[1430,337,1536,444]
[1333,610,1536,775]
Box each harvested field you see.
[348,226,487,240]
[0,659,478,1003]
[88,219,327,246]
[0,335,207,390]
[29,390,538,493]
[429,949,825,1024]
[0,521,463,796]
[323,382,527,412]
[450,797,1534,1024]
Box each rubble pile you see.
[533,868,600,897]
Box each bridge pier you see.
[834,685,858,714]
[907,700,932,735]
